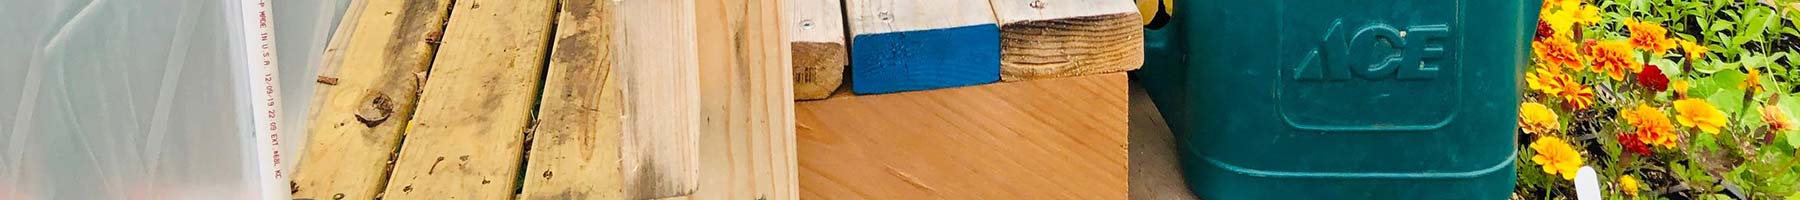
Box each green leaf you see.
[1706,88,1744,116]
[1703,194,1734,200]
[1699,55,1738,74]
[1744,103,1768,129]
[1698,131,1720,151]
[1694,69,1746,98]
[1789,129,1800,148]
[1654,59,1682,77]
[1746,9,1772,41]
[1712,21,1736,32]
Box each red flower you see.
[1637,64,1669,92]
[1536,20,1554,40]
[1617,132,1652,155]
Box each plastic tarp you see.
[1,0,348,199]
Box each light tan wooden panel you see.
[378,0,558,199]
[518,0,627,199]
[292,0,452,199]
[614,0,703,198]
[797,73,1129,199]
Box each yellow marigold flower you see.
[1674,98,1729,134]
[1763,104,1795,131]
[1671,79,1691,97]
[1620,175,1642,196]
[1625,105,1679,148]
[1589,40,1642,81]
[1678,38,1709,60]
[1520,102,1561,134]
[1566,4,1601,26]
[1542,0,1599,38]
[1627,19,1677,55]
[1530,137,1584,180]
[1743,67,1763,94]
[1534,36,1583,72]
[1526,68,1562,95]
[1543,0,1579,10]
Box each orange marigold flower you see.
[1556,79,1596,110]
[1763,104,1794,131]
[1627,19,1677,55]
[1520,102,1561,134]
[1530,137,1585,180]
[1533,71,1594,110]
[1534,36,1583,72]
[1674,98,1729,134]
[1588,40,1642,80]
[1624,105,1679,149]
[1743,67,1763,94]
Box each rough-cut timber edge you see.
[999,13,1144,81]
[293,0,452,199]
[376,0,558,199]
[850,24,1001,94]
[793,42,846,100]
[519,0,628,199]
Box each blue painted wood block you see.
[849,24,1000,94]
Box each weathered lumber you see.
[989,0,1143,81]
[797,73,1129,199]
[843,0,1000,94]
[788,0,848,100]
[377,0,558,199]
[686,0,799,199]
[292,0,452,199]
[614,0,704,199]
[517,0,627,199]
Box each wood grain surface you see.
[796,73,1128,199]
[686,0,799,199]
[787,0,847,100]
[990,0,1144,81]
[518,0,627,199]
[377,0,558,199]
[292,0,452,199]
[614,0,703,198]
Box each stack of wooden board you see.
[293,0,794,199]
[789,0,1145,99]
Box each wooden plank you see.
[989,0,1143,81]
[377,0,558,199]
[615,0,703,198]
[292,0,453,199]
[787,0,848,100]
[797,73,1128,199]
[518,0,627,199]
[843,0,1000,94]
[687,0,798,198]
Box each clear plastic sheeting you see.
[0,0,347,199]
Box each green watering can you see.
[1136,0,1544,199]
